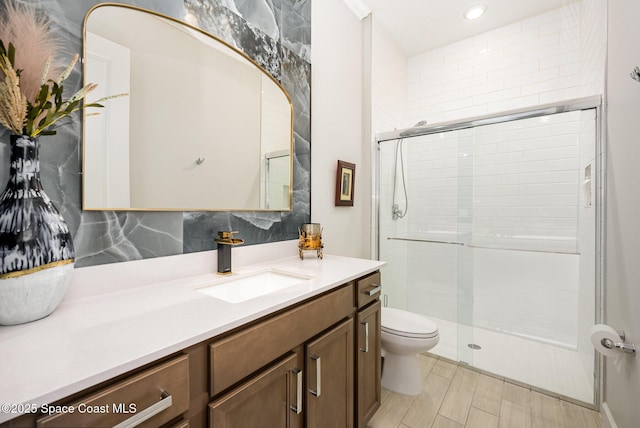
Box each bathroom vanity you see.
[0,250,384,428]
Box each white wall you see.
[406,2,604,126]
[604,2,640,427]
[371,17,409,134]
[311,0,370,258]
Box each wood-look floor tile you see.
[381,388,391,404]
[431,415,464,428]
[530,390,563,428]
[498,400,531,428]
[431,359,458,380]
[471,374,503,416]
[560,400,603,428]
[368,389,413,428]
[466,407,499,428]
[502,382,531,408]
[418,353,438,378]
[438,367,480,424]
[368,357,603,428]
[402,373,450,428]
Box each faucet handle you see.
[217,231,239,239]
[215,231,244,245]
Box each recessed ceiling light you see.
[464,5,486,20]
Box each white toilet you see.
[381,307,440,395]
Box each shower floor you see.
[426,316,594,404]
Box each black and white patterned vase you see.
[0,135,74,325]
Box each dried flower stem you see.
[56,53,77,85]
[40,56,51,87]
[0,52,26,134]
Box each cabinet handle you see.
[113,390,172,428]
[365,285,382,296]
[310,355,322,397]
[360,321,370,353]
[290,368,303,414]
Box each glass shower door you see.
[462,109,597,404]
[377,128,475,365]
[376,105,600,405]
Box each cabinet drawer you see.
[210,284,354,396]
[356,272,381,309]
[37,354,189,428]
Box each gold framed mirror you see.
[82,3,293,211]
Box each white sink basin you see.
[197,268,313,303]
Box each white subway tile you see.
[472,87,522,105]
[444,43,495,65]
[506,67,560,90]
[539,86,581,104]
[504,31,560,58]
[523,182,578,195]
[487,60,540,81]
[559,61,581,77]
[429,96,474,113]
[485,95,540,114]
[486,27,540,51]
[473,54,522,75]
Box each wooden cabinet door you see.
[356,300,381,427]
[306,319,354,428]
[209,352,303,428]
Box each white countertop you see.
[0,249,384,423]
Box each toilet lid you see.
[381,307,439,339]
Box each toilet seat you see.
[381,307,439,339]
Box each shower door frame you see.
[373,95,604,409]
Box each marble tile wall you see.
[0,0,311,268]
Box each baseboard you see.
[601,402,617,428]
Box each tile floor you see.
[367,354,603,428]
[427,316,594,403]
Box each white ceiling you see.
[359,0,569,57]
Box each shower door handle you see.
[365,285,382,296]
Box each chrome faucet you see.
[215,231,244,275]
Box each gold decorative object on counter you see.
[298,223,323,259]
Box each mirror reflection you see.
[82,4,293,211]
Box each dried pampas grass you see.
[0,1,125,137]
[0,1,61,104]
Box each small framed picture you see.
[335,160,355,206]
